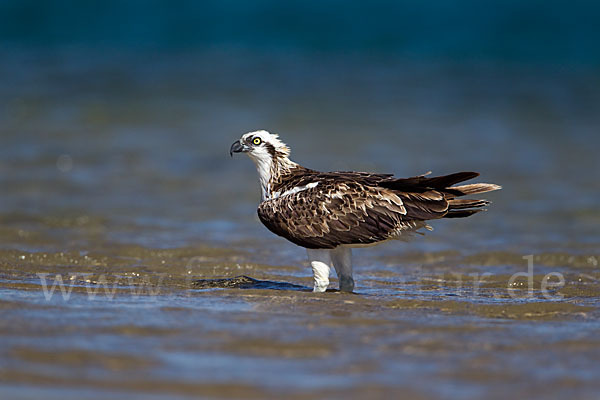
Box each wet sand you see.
[1,241,599,400]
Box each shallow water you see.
[0,49,599,399]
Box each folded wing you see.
[257,176,450,249]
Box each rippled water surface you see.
[0,50,599,399]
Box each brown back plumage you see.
[257,168,501,249]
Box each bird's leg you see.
[306,249,331,292]
[330,246,354,292]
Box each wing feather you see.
[257,178,443,249]
[259,170,498,249]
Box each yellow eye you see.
[252,137,262,145]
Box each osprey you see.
[230,130,500,293]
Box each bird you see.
[230,130,501,293]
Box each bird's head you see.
[230,130,291,164]
[230,130,296,200]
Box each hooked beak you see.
[229,140,246,157]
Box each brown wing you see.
[257,178,448,249]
